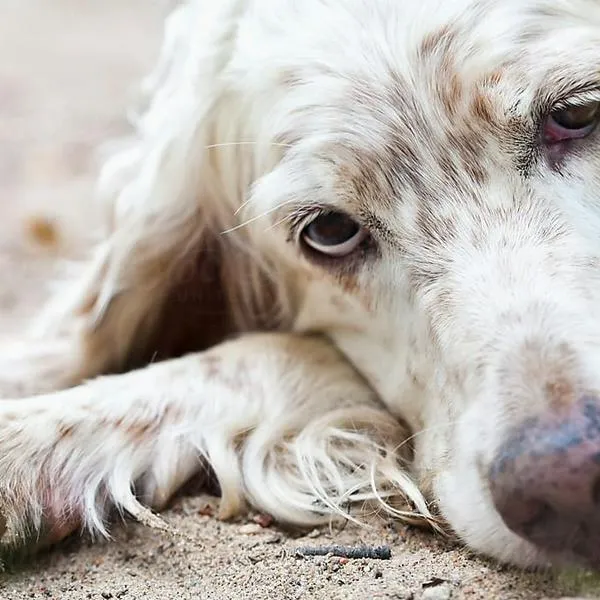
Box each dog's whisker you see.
[390,419,462,457]
[264,213,296,232]
[234,196,254,216]
[226,199,299,233]
[235,195,297,219]
[204,141,292,151]
[220,207,282,234]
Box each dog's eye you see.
[545,101,600,142]
[301,211,367,257]
[552,102,599,130]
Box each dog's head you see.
[219,0,600,568]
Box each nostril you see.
[520,500,555,538]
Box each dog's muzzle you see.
[489,395,600,567]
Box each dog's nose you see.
[489,395,600,567]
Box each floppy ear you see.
[33,1,286,381]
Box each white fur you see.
[0,336,428,545]
[2,0,600,569]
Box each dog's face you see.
[233,0,600,568]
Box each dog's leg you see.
[0,333,422,552]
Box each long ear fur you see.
[33,0,289,380]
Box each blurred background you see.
[0,0,168,335]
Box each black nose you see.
[489,395,600,568]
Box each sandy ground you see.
[0,2,598,599]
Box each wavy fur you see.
[3,0,600,571]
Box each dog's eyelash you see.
[534,84,600,121]
[528,83,600,126]
[286,206,329,243]
[552,89,600,112]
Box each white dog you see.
[1,0,600,571]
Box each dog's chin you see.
[433,468,553,570]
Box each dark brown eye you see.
[548,101,600,134]
[551,102,599,130]
[301,211,367,257]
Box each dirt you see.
[0,2,597,599]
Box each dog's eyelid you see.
[287,204,363,241]
[551,90,600,113]
[287,205,328,242]
[527,80,598,121]
[535,84,600,120]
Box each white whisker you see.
[220,206,283,235]
[204,141,292,151]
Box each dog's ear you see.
[35,2,287,380]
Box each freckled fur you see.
[1,0,600,570]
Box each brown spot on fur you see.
[127,421,153,439]
[419,26,463,117]
[498,340,579,418]
[471,92,496,128]
[448,73,462,103]
[419,25,455,58]
[58,423,75,439]
[546,377,577,410]
[481,68,504,88]
[337,271,360,297]
[440,73,463,118]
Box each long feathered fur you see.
[0,0,437,555]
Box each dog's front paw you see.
[0,401,85,556]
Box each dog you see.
[1,0,600,572]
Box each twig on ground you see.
[294,544,391,560]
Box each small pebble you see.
[239,523,264,535]
[265,534,282,544]
[252,513,274,528]
[197,504,214,517]
[421,583,453,600]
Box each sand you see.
[0,2,597,598]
